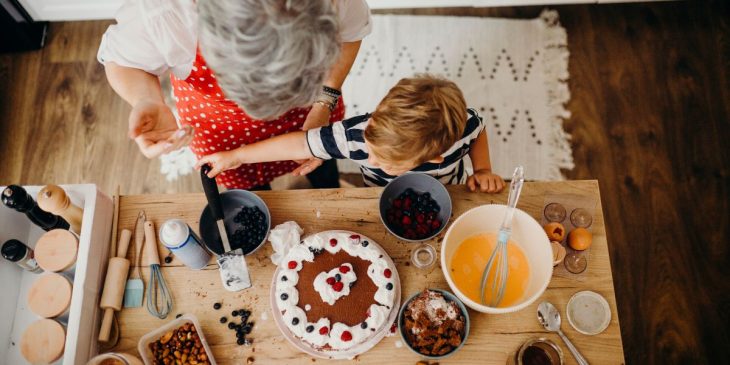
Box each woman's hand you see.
[292,103,331,176]
[467,169,506,193]
[195,151,242,178]
[129,99,191,158]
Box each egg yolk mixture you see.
[450,233,530,307]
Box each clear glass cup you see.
[564,252,588,274]
[570,208,593,228]
[411,243,436,270]
[543,203,567,223]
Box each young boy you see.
[196,75,505,193]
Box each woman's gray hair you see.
[198,0,340,120]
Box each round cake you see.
[273,230,399,357]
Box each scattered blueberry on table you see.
[221,305,255,346]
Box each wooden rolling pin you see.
[37,184,84,234]
[98,229,132,342]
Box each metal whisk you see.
[143,221,173,319]
[480,166,525,307]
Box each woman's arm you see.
[295,40,363,176]
[302,41,362,131]
[105,62,164,106]
[196,131,314,177]
[324,40,362,91]
[105,62,186,158]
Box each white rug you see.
[338,10,574,180]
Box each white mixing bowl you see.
[441,204,553,314]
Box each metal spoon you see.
[537,301,589,365]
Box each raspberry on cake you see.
[314,263,357,305]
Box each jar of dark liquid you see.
[515,338,564,365]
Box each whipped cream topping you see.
[367,258,395,307]
[313,263,357,305]
[274,230,398,351]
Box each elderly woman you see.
[98,0,371,189]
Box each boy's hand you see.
[195,151,242,178]
[467,169,506,193]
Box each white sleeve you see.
[97,0,197,79]
[337,0,373,43]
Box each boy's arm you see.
[196,131,313,177]
[468,130,493,173]
[235,131,313,164]
[467,130,506,193]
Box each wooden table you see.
[111,180,625,364]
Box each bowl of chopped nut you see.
[398,289,470,360]
[138,314,216,365]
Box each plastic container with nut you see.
[137,314,217,365]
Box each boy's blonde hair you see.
[364,75,467,166]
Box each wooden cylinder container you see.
[20,319,66,364]
[35,229,78,274]
[27,273,73,323]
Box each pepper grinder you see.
[37,184,84,234]
[1,185,70,231]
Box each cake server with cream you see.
[200,164,251,291]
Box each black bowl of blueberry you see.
[199,189,271,256]
[379,174,452,242]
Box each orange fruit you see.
[568,228,593,251]
[544,222,566,242]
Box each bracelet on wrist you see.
[322,85,341,97]
[314,100,335,112]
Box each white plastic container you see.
[0,184,113,365]
[137,314,217,365]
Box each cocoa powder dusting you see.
[295,250,377,326]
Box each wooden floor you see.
[1,1,728,364]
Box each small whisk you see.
[480,166,525,307]
[143,221,173,319]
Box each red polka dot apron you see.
[171,50,345,189]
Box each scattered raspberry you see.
[287,261,297,270]
[339,265,351,273]
[384,268,392,278]
[326,277,336,285]
[329,238,337,247]
[319,326,329,335]
[332,282,344,292]
[349,234,360,241]
[341,331,352,342]
[390,322,397,333]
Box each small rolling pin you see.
[37,184,84,234]
[98,229,132,342]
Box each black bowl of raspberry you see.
[379,173,452,242]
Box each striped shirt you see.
[306,108,486,187]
